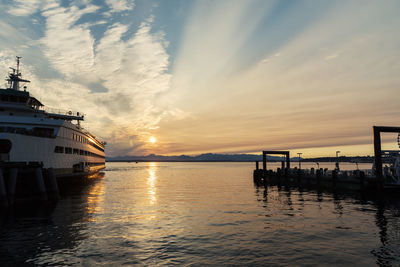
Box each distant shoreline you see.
[106,158,375,163]
[106,154,375,163]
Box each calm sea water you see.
[1,162,400,266]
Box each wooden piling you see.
[253,169,263,182]
[297,168,302,184]
[332,170,337,187]
[47,168,59,199]
[0,169,8,207]
[262,153,267,178]
[360,171,365,189]
[35,168,47,201]
[316,169,321,185]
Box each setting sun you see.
[149,137,156,143]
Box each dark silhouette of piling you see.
[332,170,337,187]
[0,169,8,207]
[8,168,18,205]
[35,168,47,201]
[47,168,59,199]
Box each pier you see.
[254,158,372,191]
[253,126,400,193]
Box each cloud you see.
[105,0,134,12]
[34,2,173,156]
[7,0,42,16]
[325,53,339,60]
[41,3,100,81]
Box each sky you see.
[0,0,400,157]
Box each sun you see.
[149,136,156,143]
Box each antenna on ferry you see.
[16,56,22,76]
[7,56,30,90]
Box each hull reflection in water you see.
[254,181,400,266]
[0,172,105,266]
[1,162,400,266]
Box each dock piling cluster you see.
[254,150,374,191]
[0,163,60,208]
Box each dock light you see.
[297,152,302,169]
[336,151,340,171]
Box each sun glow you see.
[149,136,156,143]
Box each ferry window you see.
[33,127,54,138]
[73,148,79,154]
[65,147,72,154]
[54,146,64,153]
[80,150,84,155]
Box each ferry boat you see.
[0,57,105,177]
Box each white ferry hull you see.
[0,116,105,177]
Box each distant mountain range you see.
[107,153,375,163]
[107,153,284,162]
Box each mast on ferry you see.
[7,56,30,91]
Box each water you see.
[1,162,400,266]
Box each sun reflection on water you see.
[86,175,105,221]
[147,162,158,206]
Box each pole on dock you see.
[7,168,18,205]
[297,153,302,169]
[373,127,383,191]
[263,152,267,178]
[256,161,259,170]
[0,169,8,207]
[35,168,47,201]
